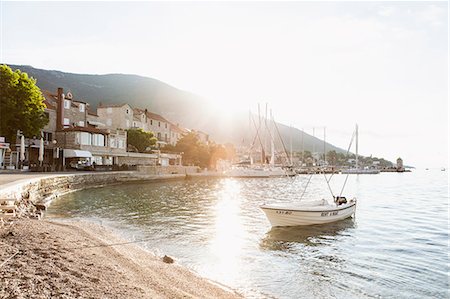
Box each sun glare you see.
[208,179,245,284]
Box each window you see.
[110,138,116,148]
[126,109,130,114]
[64,100,71,109]
[43,132,52,142]
[80,132,91,145]
[79,103,85,112]
[118,139,124,149]
[63,118,70,126]
[92,134,105,146]
[157,132,161,140]
[107,107,112,114]
[78,121,85,127]
[133,122,137,127]
[126,120,130,128]
[165,123,167,129]
[106,119,112,126]
[92,156,103,165]
[158,121,161,127]
[150,120,153,125]
[165,134,168,142]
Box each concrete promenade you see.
[0,172,80,188]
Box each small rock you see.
[7,231,15,237]
[35,204,47,211]
[90,277,100,283]
[162,255,174,264]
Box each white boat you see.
[341,124,379,174]
[224,106,296,178]
[261,124,358,227]
[223,165,296,178]
[261,198,356,227]
[267,166,296,177]
[223,166,270,178]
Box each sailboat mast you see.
[258,103,264,165]
[323,127,326,166]
[265,103,268,165]
[290,126,293,166]
[313,127,315,165]
[270,110,275,166]
[355,124,359,169]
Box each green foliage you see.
[0,65,48,142]
[126,128,157,152]
[172,132,204,167]
[326,150,338,165]
[165,132,234,169]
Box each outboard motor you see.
[335,196,347,205]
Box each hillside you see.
[6,64,345,154]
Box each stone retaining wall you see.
[0,172,185,217]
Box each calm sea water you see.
[47,170,449,298]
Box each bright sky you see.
[1,1,448,168]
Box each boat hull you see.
[223,166,295,178]
[223,168,270,178]
[341,169,380,174]
[260,202,356,227]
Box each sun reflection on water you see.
[207,179,246,284]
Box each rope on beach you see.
[67,238,155,250]
[0,250,20,269]
[0,220,33,269]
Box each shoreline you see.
[0,171,242,299]
[0,219,242,298]
[0,171,221,216]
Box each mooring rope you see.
[299,173,313,201]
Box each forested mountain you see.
[7,64,346,153]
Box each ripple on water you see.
[47,171,449,299]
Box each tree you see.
[126,128,157,152]
[0,65,48,142]
[208,142,228,169]
[173,132,203,166]
[163,136,235,169]
[326,150,337,166]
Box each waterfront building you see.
[169,123,188,146]
[0,137,10,169]
[193,130,210,145]
[97,103,134,131]
[2,86,207,170]
[48,88,128,168]
[132,108,172,148]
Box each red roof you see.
[98,103,131,108]
[169,122,189,134]
[41,90,57,110]
[41,89,87,109]
[133,108,169,123]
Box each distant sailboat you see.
[341,124,380,174]
[225,106,295,178]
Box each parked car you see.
[69,160,94,171]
